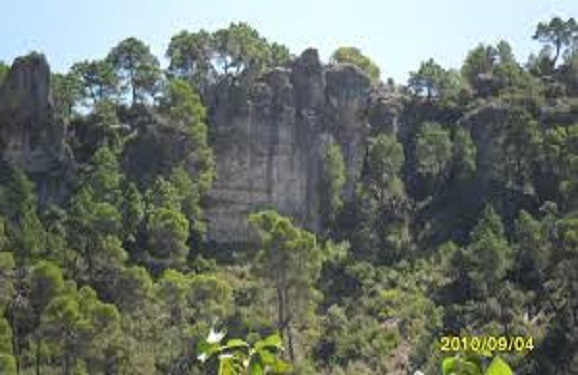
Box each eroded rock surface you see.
[0,53,71,204]
[205,49,400,243]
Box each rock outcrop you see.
[0,53,71,204]
[0,50,403,242]
[205,49,398,243]
[459,101,511,187]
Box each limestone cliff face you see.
[206,49,383,243]
[0,51,402,242]
[459,101,511,187]
[0,53,71,204]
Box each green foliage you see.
[319,139,346,227]
[198,329,291,375]
[166,29,214,93]
[466,206,510,297]
[0,353,17,375]
[0,252,15,312]
[2,17,578,375]
[533,17,578,67]
[364,133,405,200]
[249,211,325,361]
[122,182,145,242]
[460,40,539,98]
[0,169,45,264]
[0,60,8,85]
[167,23,291,93]
[52,72,84,120]
[331,46,380,81]
[70,59,119,105]
[159,78,215,193]
[442,354,513,375]
[409,58,461,101]
[107,37,162,103]
[146,207,189,271]
[453,127,477,178]
[416,122,453,186]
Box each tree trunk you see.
[276,285,285,335]
[283,286,295,362]
[11,314,21,375]
[286,322,295,362]
[35,332,41,375]
[553,42,561,68]
[130,69,136,105]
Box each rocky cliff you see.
[0,53,72,204]
[205,49,399,243]
[0,50,402,243]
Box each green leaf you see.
[443,357,457,375]
[218,355,237,375]
[485,356,513,375]
[248,359,265,375]
[443,356,483,375]
[257,348,276,365]
[269,358,292,373]
[222,338,250,351]
[255,334,283,351]
[197,341,221,362]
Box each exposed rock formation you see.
[205,49,400,243]
[459,101,510,187]
[0,53,71,204]
[0,50,404,243]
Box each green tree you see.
[249,211,325,361]
[364,133,405,205]
[408,58,461,100]
[452,127,477,179]
[543,124,578,211]
[0,251,15,313]
[212,22,272,81]
[30,261,65,374]
[159,79,215,193]
[499,108,542,193]
[51,72,83,121]
[145,176,182,212]
[461,44,499,96]
[146,207,190,273]
[169,166,204,234]
[451,205,511,301]
[41,285,122,375]
[533,17,578,67]
[0,317,16,375]
[0,61,8,85]
[269,42,291,67]
[166,29,215,94]
[84,146,123,205]
[319,139,346,228]
[166,23,288,94]
[0,170,45,265]
[69,187,127,288]
[512,210,549,290]
[122,182,145,243]
[349,133,410,264]
[70,59,119,105]
[331,46,380,81]
[415,122,453,192]
[107,37,162,104]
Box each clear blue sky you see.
[1,0,576,83]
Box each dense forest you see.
[0,15,577,375]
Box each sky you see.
[1,0,576,83]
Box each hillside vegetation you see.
[0,17,577,375]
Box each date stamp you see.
[440,336,534,353]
